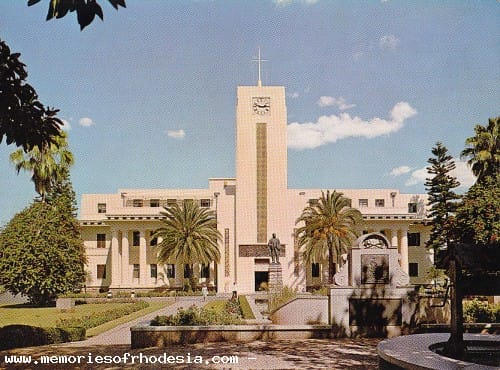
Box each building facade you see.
[80,80,433,293]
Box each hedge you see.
[57,301,149,329]
[0,325,85,350]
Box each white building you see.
[80,75,432,294]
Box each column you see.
[110,229,121,288]
[121,230,130,287]
[400,228,409,274]
[139,230,147,287]
[390,229,399,249]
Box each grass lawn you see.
[0,301,166,331]
[203,300,227,312]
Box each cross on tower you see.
[252,48,267,87]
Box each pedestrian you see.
[201,285,208,301]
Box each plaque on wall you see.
[361,254,389,284]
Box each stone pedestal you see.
[268,263,283,293]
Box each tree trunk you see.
[445,246,465,359]
[328,244,336,284]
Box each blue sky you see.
[0,1,498,225]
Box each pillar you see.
[390,229,399,249]
[139,230,147,287]
[110,229,121,288]
[121,230,130,287]
[400,228,409,274]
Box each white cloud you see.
[379,34,400,50]
[167,129,186,139]
[287,102,417,150]
[78,117,94,127]
[288,92,300,99]
[317,96,356,110]
[390,166,411,177]
[405,159,476,188]
[60,119,71,131]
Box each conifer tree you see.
[425,142,461,259]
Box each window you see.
[409,263,419,277]
[200,199,211,208]
[408,232,421,247]
[97,233,106,248]
[184,264,192,278]
[150,264,157,279]
[359,199,368,207]
[167,199,177,207]
[166,264,175,279]
[97,203,106,213]
[308,198,319,207]
[408,202,418,213]
[133,199,143,207]
[97,264,106,279]
[133,231,140,246]
[150,199,160,207]
[375,199,385,207]
[345,198,352,207]
[150,236,158,247]
[200,263,210,278]
[311,263,320,278]
[133,264,140,279]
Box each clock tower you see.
[234,59,288,292]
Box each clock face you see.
[252,97,270,115]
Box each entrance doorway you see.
[255,271,269,291]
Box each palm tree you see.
[152,200,221,278]
[295,190,363,284]
[10,130,73,202]
[461,117,499,184]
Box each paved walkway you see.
[0,296,381,369]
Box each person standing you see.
[268,233,281,264]
[201,285,208,301]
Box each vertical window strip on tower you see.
[256,122,267,243]
[225,228,230,277]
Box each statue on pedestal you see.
[268,233,281,264]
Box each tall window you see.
[200,199,211,208]
[409,263,419,277]
[200,263,210,278]
[408,202,418,213]
[133,231,140,246]
[97,203,106,213]
[150,264,157,279]
[97,233,106,248]
[184,264,192,278]
[311,263,320,278]
[166,264,175,279]
[375,199,385,207]
[133,264,140,279]
[97,264,106,279]
[359,199,368,207]
[408,232,421,247]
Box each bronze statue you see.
[268,233,281,264]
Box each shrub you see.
[463,299,500,323]
[311,286,329,296]
[0,325,85,350]
[268,286,297,313]
[151,302,242,326]
[57,301,148,329]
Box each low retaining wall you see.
[131,324,332,348]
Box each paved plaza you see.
[0,297,380,369]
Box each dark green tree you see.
[461,117,499,184]
[425,142,461,257]
[295,190,362,284]
[0,39,62,151]
[28,0,126,30]
[0,171,86,306]
[454,174,499,247]
[152,200,221,278]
